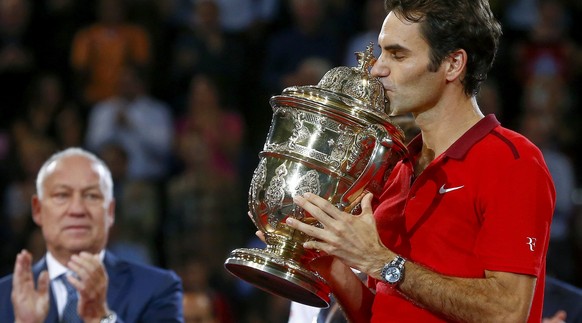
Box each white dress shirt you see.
[46,251,105,318]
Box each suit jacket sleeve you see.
[105,252,184,322]
[137,270,183,322]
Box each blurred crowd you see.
[1,0,582,321]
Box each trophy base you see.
[224,247,331,308]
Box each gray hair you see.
[35,147,114,205]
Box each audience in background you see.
[165,75,247,278]
[183,291,219,323]
[170,0,246,112]
[214,0,279,38]
[175,74,245,182]
[24,73,84,148]
[0,0,35,129]
[98,142,160,265]
[85,64,174,181]
[280,56,333,88]
[32,0,92,87]
[342,0,384,66]
[178,255,235,323]
[70,0,150,106]
[519,110,578,286]
[261,0,342,94]
[1,134,55,272]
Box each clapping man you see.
[0,147,183,322]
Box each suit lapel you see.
[32,258,59,323]
[104,251,131,310]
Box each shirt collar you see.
[46,250,106,280]
[445,114,500,160]
[404,114,500,161]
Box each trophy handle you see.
[339,123,393,211]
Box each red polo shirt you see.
[370,115,556,322]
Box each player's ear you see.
[444,49,467,82]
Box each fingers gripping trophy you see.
[224,44,407,308]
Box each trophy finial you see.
[314,42,387,114]
[355,42,377,72]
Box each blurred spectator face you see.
[177,132,211,169]
[183,292,217,323]
[188,75,220,113]
[0,0,30,36]
[194,0,220,29]
[523,74,566,115]
[290,0,324,31]
[179,258,210,291]
[365,0,386,31]
[534,1,567,41]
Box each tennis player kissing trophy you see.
[224,44,407,308]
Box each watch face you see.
[385,266,401,283]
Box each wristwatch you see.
[100,311,117,323]
[380,255,406,284]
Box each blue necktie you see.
[60,274,82,323]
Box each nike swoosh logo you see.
[438,184,464,194]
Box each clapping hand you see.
[66,252,111,322]
[12,249,50,323]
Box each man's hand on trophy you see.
[249,211,267,245]
[286,192,394,278]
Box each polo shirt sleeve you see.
[474,154,555,276]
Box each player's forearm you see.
[398,262,535,323]
[310,256,374,322]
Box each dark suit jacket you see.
[543,276,582,323]
[0,251,184,323]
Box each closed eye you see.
[391,52,405,60]
[382,44,410,61]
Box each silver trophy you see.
[224,44,407,307]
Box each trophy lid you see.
[316,43,388,115]
[272,43,406,147]
[280,43,390,117]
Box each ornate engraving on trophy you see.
[329,128,352,167]
[265,106,356,171]
[293,170,320,197]
[345,127,375,173]
[249,159,266,205]
[265,163,288,227]
[288,169,322,227]
[289,112,309,149]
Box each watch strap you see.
[391,255,406,270]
